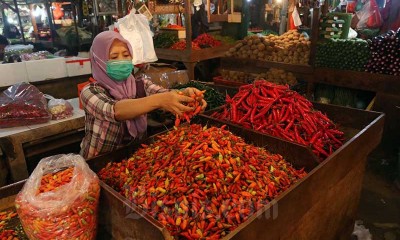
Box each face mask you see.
[106,60,133,81]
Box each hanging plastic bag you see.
[356,0,383,29]
[293,6,302,27]
[115,11,158,65]
[16,154,100,240]
[44,94,74,120]
[0,83,51,128]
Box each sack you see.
[115,11,158,64]
[44,94,74,120]
[356,0,383,29]
[0,83,51,128]
[16,154,100,240]
[139,63,189,88]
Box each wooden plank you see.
[314,68,400,95]
[154,4,180,14]
[309,8,320,66]
[220,57,314,74]
[155,45,233,63]
[209,14,229,22]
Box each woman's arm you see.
[143,78,169,96]
[114,91,195,121]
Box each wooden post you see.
[206,0,210,22]
[29,4,39,41]
[184,0,192,51]
[13,0,26,43]
[309,7,319,66]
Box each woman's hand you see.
[157,91,195,116]
[182,87,208,112]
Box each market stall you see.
[0,99,384,239]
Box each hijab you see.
[90,31,147,138]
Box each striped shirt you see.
[80,78,168,159]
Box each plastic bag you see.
[16,154,100,240]
[140,65,189,89]
[44,94,73,120]
[356,0,383,29]
[114,11,158,65]
[0,83,51,128]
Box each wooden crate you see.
[0,104,384,240]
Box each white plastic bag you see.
[348,27,358,38]
[16,154,100,240]
[44,94,73,120]
[115,11,158,65]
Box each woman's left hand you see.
[182,87,207,112]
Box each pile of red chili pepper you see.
[210,80,344,160]
[99,124,306,239]
[170,41,201,50]
[193,34,222,48]
[0,209,20,240]
[16,167,100,240]
[175,90,205,127]
[166,24,184,29]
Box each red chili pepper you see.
[99,124,306,239]
[211,80,345,160]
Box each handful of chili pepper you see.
[174,90,205,127]
[211,80,344,160]
[173,81,225,111]
[99,124,306,239]
[16,167,100,240]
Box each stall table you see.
[0,98,85,183]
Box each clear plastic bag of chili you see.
[0,83,51,128]
[44,94,74,120]
[15,154,100,240]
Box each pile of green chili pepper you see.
[98,124,306,240]
[210,80,345,160]
[173,81,225,111]
[153,32,179,49]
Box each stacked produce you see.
[153,32,179,48]
[170,34,221,50]
[210,81,344,160]
[16,155,100,240]
[165,24,184,29]
[193,34,222,48]
[218,68,297,86]
[365,28,400,75]
[219,69,256,84]
[170,41,201,50]
[99,124,306,239]
[319,15,345,39]
[315,38,370,71]
[173,81,225,111]
[226,30,310,64]
[257,68,297,86]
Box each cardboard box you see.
[0,62,28,87]
[65,57,92,77]
[25,58,68,82]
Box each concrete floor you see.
[357,151,400,240]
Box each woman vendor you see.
[80,31,207,159]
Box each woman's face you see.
[109,39,132,61]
